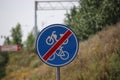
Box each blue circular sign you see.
[36,24,79,67]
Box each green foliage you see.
[25,32,35,51]
[65,0,120,41]
[4,37,11,45]
[107,50,120,80]
[30,74,39,80]
[0,52,9,79]
[11,23,22,46]
[30,59,40,68]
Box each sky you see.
[0,0,67,45]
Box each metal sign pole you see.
[35,1,38,44]
[56,67,60,80]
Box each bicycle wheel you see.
[46,36,54,45]
[60,51,69,60]
[48,54,55,61]
[63,39,68,45]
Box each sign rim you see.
[36,24,79,67]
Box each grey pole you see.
[56,67,60,80]
[34,1,38,42]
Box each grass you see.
[1,23,120,80]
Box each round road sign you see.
[36,24,79,67]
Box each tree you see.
[4,36,11,45]
[11,23,22,46]
[25,32,35,51]
[65,0,120,41]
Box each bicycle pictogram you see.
[48,46,69,60]
[46,31,69,60]
[46,31,68,45]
